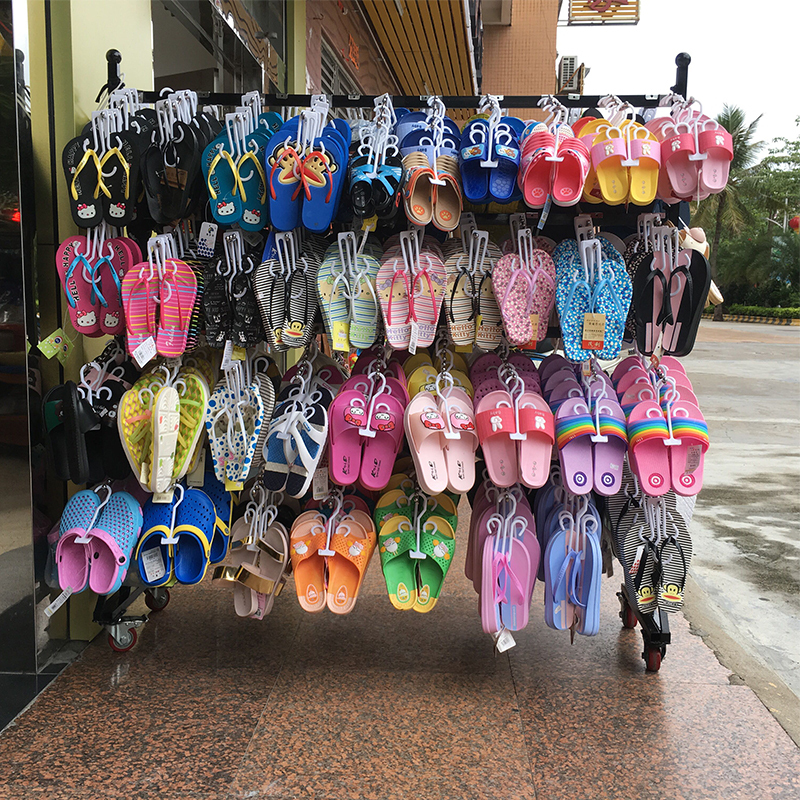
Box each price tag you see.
[581,313,606,350]
[408,320,420,355]
[630,545,645,577]
[39,328,72,364]
[44,586,73,618]
[153,490,174,504]
[225,478,244,492]
[684,444,703,474]
[232,345,247,361]
[196,222,218,258]
[493,628,516,653]
[331,320,350,352]
[537,195,552,231]
[220,340,234,371]
[141,548,166,584]
[361,214,378,232]
[132,336,157,369]
[522,313,540,350]
[187,447,206,487]
[312,459,329,500]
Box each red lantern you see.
[789,215,800,232]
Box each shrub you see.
[726,305,800,319]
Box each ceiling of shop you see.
[359,0,476,95]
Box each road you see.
[680,321,800,714]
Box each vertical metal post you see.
[672,52,691,99]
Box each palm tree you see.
[692,105,763,319]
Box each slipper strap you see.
[518,406,555,442]
[555,412,596,449]
[173,524,212,557]
[698,128,733,158]
[627,416,670,450]
[669,417,709,450]
[378,526,416,568]
[476,405,516,442]
[290,530,326,566]
[136,524,174,555]
[418,527,454,573]
[212,563,283,597]
[597,414,628,444]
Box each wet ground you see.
[682,322,800,699]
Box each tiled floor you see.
[1,520,799,800]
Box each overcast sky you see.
[556,1,800,151]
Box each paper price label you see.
[582,313,606,350]
[312,458,329,500]
[684,444,703,474]
[493,628,516,653]
[522,313,540,350]
[44,586,73,618]
[408,321,420,355]
[537,195,552,231]
[331,320,350,352]
[225,478,244,492]
[141,548,166,583]
[361,214,378,233]
[153,490,174,504]
[220,340,234,371]
[232,346,247,361]
[187,447,206,487]
[132,336,157,369]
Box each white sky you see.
[557,0,800,149]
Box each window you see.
[320,38,360,97]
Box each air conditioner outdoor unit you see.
[558,55,581,93]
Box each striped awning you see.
[360,0,477,95]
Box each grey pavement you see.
[681,321,800,703]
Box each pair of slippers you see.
[378,509,455,613]
[553,236,632,362]
[290,501,377,614]
[317,236,382,352]
[264,116,351,232]
[120,257,198,359]
[470,353,554,491]
[135,485,217,587]
[376,234,447,351]
[467,481,539,634]
[632,227,711,357]
[253,231,323,351]
[459,117,524,204]
[56,234,141,338]
[518,122,591,209]
[533,479,602,636]
[57,487,143,596]
[541,356,627,496]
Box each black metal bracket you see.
[671,53,691,99]
[94,49,123,103]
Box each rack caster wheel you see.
[621,606,637,629]
[644,647,662,672]
[108,627,137,652]
[145,589,170,612]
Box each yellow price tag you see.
[331,320,350,352]
[232,346,247,361]
[225,479,244,492]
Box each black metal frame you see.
[103,49,691,110]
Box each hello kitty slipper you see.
[57,236,101,336]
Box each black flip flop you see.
[101,130,140,227]
[203,261,231,347]
[62,134,103,228]
[632,254,670,356]
[662,250,711,357]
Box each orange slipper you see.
[289,517,328,612]
[325,519,377,614]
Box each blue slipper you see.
[173,488,216,585]
[265,123,304,230]
[459,120,490,203]
[489,124,521,203]
[136,495,177,587]
[199,471,233,564]
[301,135,345,232]
[202,136,243,224]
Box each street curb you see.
[701,314,800,326]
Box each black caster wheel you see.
[145,589,170,612]
[108,627,137,652]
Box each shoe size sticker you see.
[582,313,606,350]
[132,336,157,369]
[44,585,73,618]
[684,444,703,474]
[153,490,174,504]
[141,548,167,584]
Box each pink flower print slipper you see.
[492,254,534,346]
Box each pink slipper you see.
[57,236,101,336]
[591,398,628,495]
[492,254,534,346]
[698,122,733,194]
[121,262,157,355]
[555,398,595,495]
[157,259,197,357]
[475,389,518,488]
[627,400,671,496]
[360,393,405,491]
[517,392,554,489]
[666,400,709,496]
[439,388,478,494]
[403,392,448,495]
[328,390,368,486]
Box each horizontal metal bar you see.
[138,91,669,109]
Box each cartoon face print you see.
[216,200,235,217]
[108,202,126,218]
[75,310,97,328]
[344,405,366,427]
[104,312,120,329]
[348,541,364,557]
[373,411,395,432]
[432,539,451,560]
[293,540,309,555]
[450,411,475,431]
[242,209,262,225]
[303,151,337,188]
[76,203,96,220]
[284,321,304,338]
[268,146,300,185]
[380,536,400,555]
[421,410,444,430]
